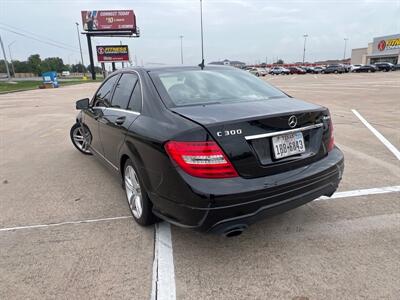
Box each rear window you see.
[152,68,286,107]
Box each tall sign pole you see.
[86,34,96,80]
[179,35,184,64]
[343,38,348,60]
[302,34,308,64]
[0,34,11,80]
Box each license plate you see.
[272,132,305,159]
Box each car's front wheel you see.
[70,123,92,155]
[124,159,157,226]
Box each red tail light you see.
[328,119,335,151]
[164,141,238,178]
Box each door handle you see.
[114,116,126,125]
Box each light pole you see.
[0,34,11,80]
[75,22,85,74]
[8,41,16,77]
[302,34,308,64]
[179,35,184,64]
[199,0,205,68]
[343,38,348,60]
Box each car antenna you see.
[198,0,205,70]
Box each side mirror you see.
[76,98,90,110]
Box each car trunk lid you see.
[170,97,332,178]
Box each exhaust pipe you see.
[223,224,248,237]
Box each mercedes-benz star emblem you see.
[288,115,297,128]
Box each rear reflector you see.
[164,141,238,178]
[328,119,335,151]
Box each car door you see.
[83,74,119,156]
[99,72,142,168]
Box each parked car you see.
[342,64,351,73]
[301,66,314,73]
[353,64,377,72]
[312,66,325,74]
[61,71,70,77]
[393,64,400,71]
[248,67,268,77]
[322,65,346,74]
[288,67,306,74]
[70,66,343,235]
[350,64,362,72]
[269,67,290,75]
[374,62,394,72]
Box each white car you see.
[350,64,362,72]
[61,71,71,77]
[248,67,268,77]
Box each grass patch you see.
[0,79,102,94]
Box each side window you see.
[111,73,138,109]
[127,80,142,112]
[94,75,119,107]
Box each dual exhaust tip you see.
[222,224,248,237]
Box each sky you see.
[0,0,400,67]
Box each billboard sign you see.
[372,34,400,55]
[81,10,136,32]
[96,45,130,62]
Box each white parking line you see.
[317,185,400,200]
[352,109,400,160]
[0,216,132,233]
[151,222,176,300]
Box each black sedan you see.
[322,65,346,74]
[353,64,377,73]
[70,66,344,236]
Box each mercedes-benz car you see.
[70,66,344,236]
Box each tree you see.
[13,60,31,73]
[71,63,87,73]
[27,54,42,75]
[41,57,65,73]
[276,59,284,65]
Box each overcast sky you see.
[1,0,399,67]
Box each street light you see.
[343,38,349,60]
[179,35,184,64]
[302,34,308,64]
[199,0,205,69]
[75,22,85,74]
[8,41,16,77]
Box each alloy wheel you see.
[72,125,92,154]
[124,165,143,219]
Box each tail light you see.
[328,119,335,151]
[164,141,238,178]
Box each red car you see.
[288,67,306,74]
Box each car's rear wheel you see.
[124,159,157,226]
[70,123,92,155]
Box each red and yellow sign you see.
[377,38,400,51]
[97,45,129,62]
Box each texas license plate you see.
[272,132,305,159]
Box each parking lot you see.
[1,71,399,299]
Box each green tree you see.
[13,60,31,73]
[41,57,65,73]
[276,59,284,64]
[27,54,42,75]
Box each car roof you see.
[112,65,236,73]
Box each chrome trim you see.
[244,123,323,140]
[127,70,144,113]
[90,146,119,171]
[105,107,141,116]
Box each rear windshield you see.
[152,68,286,107]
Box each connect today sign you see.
[372,34,400,55]
[81,10,136,32]
[96,45,129,62]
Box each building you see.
[209,59,246,68]
[351,34,400,65]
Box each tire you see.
[256,73,259,77]
[334,70,338,74]
[70,123,93,155]
[123,159,157,226]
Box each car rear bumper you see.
[151,147,344,232]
